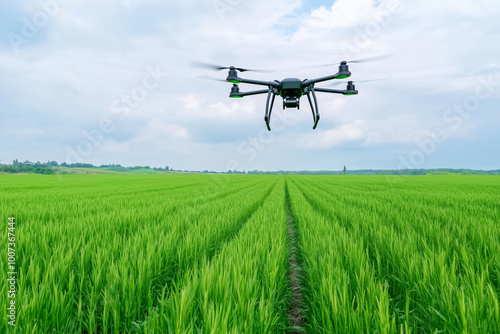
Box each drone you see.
[193,57,386,131]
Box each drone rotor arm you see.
[231,89,270,98]
[237,78,280,87]
[313,87,356,94]
[302,71,351,86]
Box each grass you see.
[0,174,499,333]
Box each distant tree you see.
[343,166,346,175]
[69,162,94,168]
[0,160,54,174]
[100,164,122,168]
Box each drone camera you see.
[284,97,299,109]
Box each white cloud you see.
[179,95,204,110]
[1,0,500,170]
[307,0,379,28]
[301,120,366,149]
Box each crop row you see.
[145,177,290,333]
[1,174,499,333]
[0,175,288,333]
[288,176,500,333]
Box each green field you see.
[1,174,499,333]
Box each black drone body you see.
[194,60,367,131]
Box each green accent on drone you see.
[228,79,241,83]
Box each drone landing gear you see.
[306,87,320,129]
[264,89,277,131]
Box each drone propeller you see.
[197,75,228,82]
[340,54,392,64]
[190,61,271,73]
[307,54,392,68]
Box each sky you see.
[1,0,500,172]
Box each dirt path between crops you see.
[285,179,306,333]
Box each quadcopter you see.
[193,57,385,131]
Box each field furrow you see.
[286,177,393,333]
[284,179,306,333]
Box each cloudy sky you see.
[1,0,499,171]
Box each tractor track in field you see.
[285,178,306,333]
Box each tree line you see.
[0,160,499,175]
